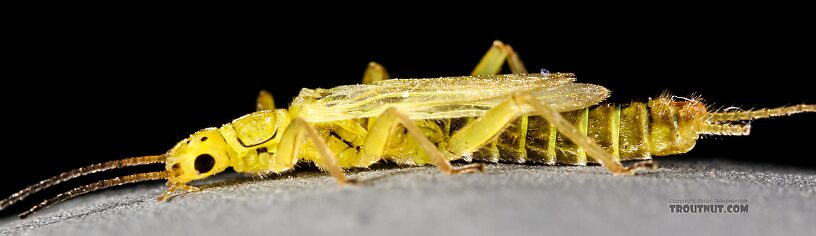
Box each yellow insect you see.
[1,41,813,218]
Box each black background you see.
[2,13,814,215]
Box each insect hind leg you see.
[361,107,485,174]
[447,95,656,175]
[472,40,528,75]
[362,40,527,85]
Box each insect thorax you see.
[219,109,292,173]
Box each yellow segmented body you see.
[256,100,684,168]
[476,102,651,165]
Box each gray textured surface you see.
[1,158,814,236]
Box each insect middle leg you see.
[256,90,275,111]
[447,95,655,175]
[362,62,390,84]
[361,107,485,174]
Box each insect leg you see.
[256,90,275,111]
[273,118,354,184]
[158,182,200,201]
[361,107,485,174]
[362,40,525,85]
[362,61,390,84]
[469,40,530,161]
[448,95,655,175]
[471,40,528,75]
[519,95,655,175]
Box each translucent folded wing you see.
[292,73,609,122]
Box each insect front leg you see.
[158,182,200,201]
[274,118,354,184]
[447,95,656,176]
[471,40,528,75]
[361,107,485,174]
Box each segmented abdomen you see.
[462,102,652,165]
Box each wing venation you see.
[292,73,608,122]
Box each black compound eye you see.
[194,154,216,174]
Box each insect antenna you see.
[19,171,168,218]
[709,104,815,122]
[0,155,166,211]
